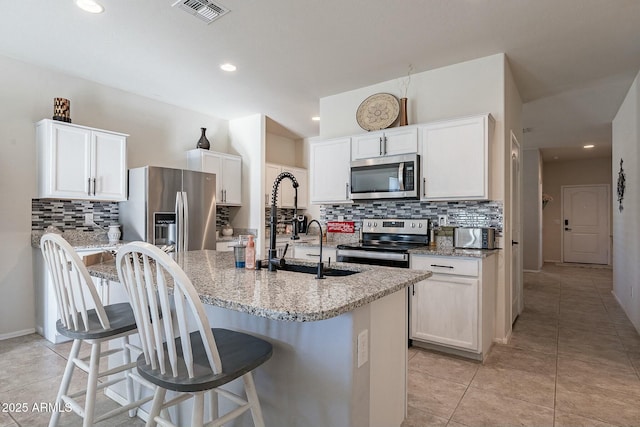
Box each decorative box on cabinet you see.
[265,163,308,209]
[420,114,494,201]
[36,119,128,201]
[409,253,496,361]
[187,149,242,205]
[351,127,417,160]
[309,137,351,204]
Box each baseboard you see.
[544,259,561,263]
[611,291,640,334]
[0,328,36,341]
[523,269,540,273]
[493,328,512,345]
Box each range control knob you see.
[373,222,378,227]
[367,221,371,227]
[418,223,423,228]
[411,223,416,228]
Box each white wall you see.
[523,149,543,271]
[612,69,640,332]
[314,53,519,342]
[229,115,267,259]
[0,54,229,338]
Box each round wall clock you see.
[617,158,625,212]
[356,93,400,131]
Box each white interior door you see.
[510,132,523,323]
[562,185,609,264]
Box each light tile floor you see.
[405,263,640,427]
[1,263,638,426]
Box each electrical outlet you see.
[357,329,368,368]
[438,215,448,226]
[84,213,94,225]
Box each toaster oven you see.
[454,227,496,249]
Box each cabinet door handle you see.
[379,137,383,156]
[383,135,387,155]
[422,178,426,197]
[345,183,350,199]
[412,284,415,296]
[430,264,454,269]
[87,178,91,196]
[92,178,96,196]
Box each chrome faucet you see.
[268,172,299,272]
[306,219,324,279]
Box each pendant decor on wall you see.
[617,158,626,212]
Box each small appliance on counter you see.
[454,227,496,249]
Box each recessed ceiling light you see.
[583,144,595,149]
[312,116,320,121]
[553,156,559,160]
[220,63,236,72]
[75,0,104,14]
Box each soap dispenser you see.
[245,235,256,270]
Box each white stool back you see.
[116,242,223,379]
[40,233,109,331]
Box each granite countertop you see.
[409,246,499,258]
[31,230,126,250]
[87,250,430,322]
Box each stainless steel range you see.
[336,218,430,268]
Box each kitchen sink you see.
[278,263,359,277]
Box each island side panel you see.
[369,288,408,427]
[203,304,361,427]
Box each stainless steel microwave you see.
[350,153,419,200]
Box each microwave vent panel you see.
[172,0,230,24]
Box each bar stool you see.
[40,233,154,427]
[116,242,273,427]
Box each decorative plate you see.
[356,93,400,131]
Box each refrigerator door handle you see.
[182,191,189,251]
[175,191,184,252]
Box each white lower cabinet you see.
[410,254,496,360]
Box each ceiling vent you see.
[172,0,230,24]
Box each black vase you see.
[197,127,210,150]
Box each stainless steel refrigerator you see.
[119,166,217,251]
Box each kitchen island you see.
[87,250,431,427]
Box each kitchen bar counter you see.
[87,250,430,322]
[88,249,427,427]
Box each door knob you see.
[565,228,572,231]
[512,240,519,245]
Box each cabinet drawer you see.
[410,255,479,277]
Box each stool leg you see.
[122,335,137,417]
[82,342,101,427]
[209,389,218,421]
[49,339,82,427]
[146,387,166,427]
[193,392,204,427]
[243,373,265,427]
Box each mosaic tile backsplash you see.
[34,199,234,232]
[320,200,503,233]
[32,199,119,231]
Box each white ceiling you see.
[1,0,639,160]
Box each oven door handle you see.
[337,249,408,262]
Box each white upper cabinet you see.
[351,127,417,160]
[187,149,242,206]
[36,119,127,201]
[420,114,493,201]
[265,163,308,209]
[310,137,351,204]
